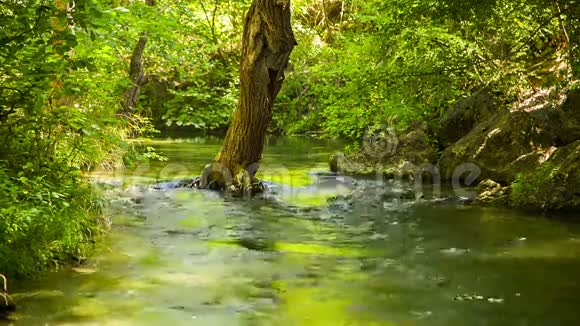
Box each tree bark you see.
[202,0,296,192]
[121,34,149,113]
[121,0,156,113]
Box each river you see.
[5,136,580,325]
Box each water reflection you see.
[7,137,580,325]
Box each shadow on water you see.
[6,136,580,325]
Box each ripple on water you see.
[9,137,580,325]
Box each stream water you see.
[5,136,580,325]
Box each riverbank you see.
[330,85,580,213]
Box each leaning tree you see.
[200,0,296,193]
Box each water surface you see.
[6,137,580,325]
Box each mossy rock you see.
[436,87,498,147]
[438,110,552,182]
[328,122,437,179]
[509,140,580,211]
[476,179,510,206]
[438,88,580,184]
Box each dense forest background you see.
[1,0,578,277]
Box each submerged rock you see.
[151,178,195,190]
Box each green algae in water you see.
[94,136,342,187]
[68,298,109,318]
[10,137,580,326]
[113,214,147,227]
[274,242,366,257]
[177,216,205,229]
[278,186,351,207]
[139,249,165,266]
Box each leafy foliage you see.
[275,0,579,139]
[0,0,155,277]
[66,0,579,138]
[134,0,250,131]
[1,0,579,276]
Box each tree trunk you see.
[202,0,296,192]
[121,34,149,113]
[121,0,156,113]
